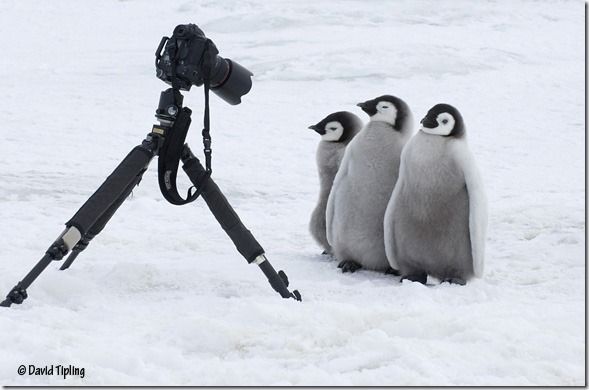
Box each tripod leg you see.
[60,171,145,270]
[1,137,159,307]
[181,145,301,301]
[0,229,77,307]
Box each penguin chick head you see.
[356,95,409,131]
[308,111,361,142]
[420,103,465,137]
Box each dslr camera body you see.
[155,24,253,105]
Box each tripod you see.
[1,88,301,307]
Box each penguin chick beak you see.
[308,125,325,135]
[356,102,368,111]
[357,101,376,116]
[420,116,438,129]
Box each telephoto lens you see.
[210,59,253,105]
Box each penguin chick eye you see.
[328,127,337,131]
[381,105,389,109]
[441,119,449,124]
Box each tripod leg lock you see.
[47,226,81,261]
[1,227,82,307]
[60,227,82,253]
[46,239,68,261]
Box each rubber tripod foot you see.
[292,290,302,301]
[0,285,28,307]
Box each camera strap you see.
[202,79,212,174]
[157,106,201,205]
[157,80,213,205]
[156,38,214,205]
[200,39,214,175]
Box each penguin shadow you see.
[316,254,399,283]
[325,255,463,287]
[304,250,338,268]
[315,250,337,262]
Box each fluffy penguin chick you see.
[308,111,363,254]
[326,95,413,273]
[383,103,488,285]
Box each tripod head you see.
[155,88,184,124]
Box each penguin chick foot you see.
[338,260,362,273]
[441,277,466,286]
[385,267,401,276]
[400,272,427,284]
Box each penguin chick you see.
[308,111,363,254]
[383,103,487,285]
[325,95,413,273]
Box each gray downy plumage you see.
[308,111,363,253]
[384,104,487,283]
[326,95,413,272]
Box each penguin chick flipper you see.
[338,260,362,273]
[400,272,427,284]
[441,277,466,286]
[451,141,487,278]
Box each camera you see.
[155,24,253,105]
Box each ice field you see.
[0,0,585,385]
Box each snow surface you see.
[0,0,585,386]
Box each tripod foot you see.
[256,257,302,302]
[291,289,302,301]
[0,283,28,307]
[277,270,302,301]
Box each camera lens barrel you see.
[210,59,253,105]
[209,55,230,88]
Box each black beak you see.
[357,101,376,116]
[308,124,324,135]
[420,116,438,128]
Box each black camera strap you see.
[202,79,212,174]
[157,107,201,205]
[157,40,214,206]
[200,38,214,175]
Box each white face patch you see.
[370,101,398,125]
[321,121,344,141]
[420,112,455,136]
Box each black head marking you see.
[420,103,465,137]
[309,111,362,142]
[357,94,409,131]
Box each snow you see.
[0,0,585,386]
